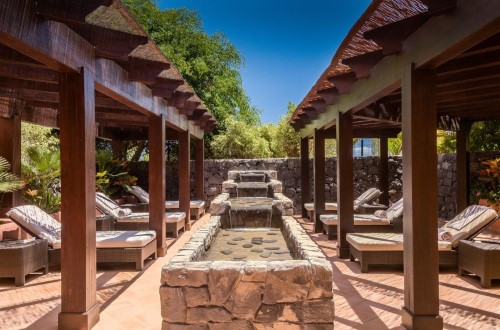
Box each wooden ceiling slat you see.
[342,49,385,79]
[36,0,113,24]
[437,49,500,75]
[363,13,430,55]
[437,87,500,104]
[0,78,58,93]
[0,45,44,67]
[437,78,500,95]
[0,63,59,83]
[437,65,500,86]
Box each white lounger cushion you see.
[320,214,391,225]
[96,192,133,218]
[165,200,206,209]
[304,202,338,211]
[304,188,382,212]
[347,233,453,252]
[128,186,205,209]
[115,212,186,223]
[7,205,156,249]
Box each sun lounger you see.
[127,185,206,219]
[320,198,404,239]
[304,187,384,219]
[96,192,186,237]
[6,205,157,270]
[346,205,498,272]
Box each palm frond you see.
[0,157,24,192]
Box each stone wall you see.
[128,152,498,219]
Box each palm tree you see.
[0,157,24,193]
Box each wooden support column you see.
[379,136,390,206]
[149,115,167,257]
[179,129,191,229]
[401,65,442,329]
[336,111,354,259]
[194,139,205,201]
[456,122,471,213]
[0,98,23,216]
[58,68,99,329]
[313,129,325,233]
[111,140,125,161]
[301,137,310,219]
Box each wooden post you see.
[58,68,99,329]
[149,115,167,257]
[401,65,442,329]
[0,98,23,215]
[301,137,310,218]
[456,122,471,213]
[194,139,205,201]
[179,129,191,229]
[111,140,125,161]
[336,111,354,259]
[313,129,325,233]
[379,136,389,206]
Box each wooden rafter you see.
[327,71,357,94]
[342,49,384,79]
[36,0,113,24]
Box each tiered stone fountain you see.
[160,170,334,328]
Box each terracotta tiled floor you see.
[0,215,499,329]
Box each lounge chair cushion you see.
[304,202,338,211]
[128,185,150,203]
[115,212,186,223]
[50,230,156,249]
[347,233,452,251]
[320,214,391,225]
[7,205,61,246]
[165,200,206,209]
[442,205,497,248]
[354,188,382,209]
[96,192,132,218]
[129,186,205,210]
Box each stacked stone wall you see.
[128,152,498,220]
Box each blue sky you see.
[159,0,371,124]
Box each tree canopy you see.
[123,0,260,131]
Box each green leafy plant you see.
[96,150,137,198]
[472,158,500,204]
[0,157,24,193]
[21,146,61,213]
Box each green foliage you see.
[21,123,59,159]
[267,102,301,158]
[123,0,261,146]
[471,159,500,204]
[210,116,271,159]
[21,146,61,213]
[388,132,402,156]
[0,157,24,193]
[437,130,456,154]
[95,150,138,197]
[469,121,500,152]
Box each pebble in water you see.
[251,248,263,253]
[252,237,263,240]
[262,239,277,243]
[251,240,262,245]
[233,237,245,241]
[260,251,272,258]
[242,244,253,248]
[265,246,280,251]
[227,241,238,245]
[222,233,230,236]
[221,249,233,255]
[233,255,247,260]
[274,250,290,255]
[267,232,278,236]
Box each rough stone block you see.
[162,321,207,330]
[160,287,186,323]
[209,261,244,305]
[308,258,334,299]
[185,287,211,307]
[254,322,301,330]
[232,281,265,319]
[208,320,253,330]
[162,262,210,287]
[263,261,312,304]
[186,307,232,324]
[291,300,335,323]
[242,261,268,282]
[255,304,284,323]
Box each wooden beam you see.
[327,71,357,94]
[317,87,339,105]
[336,111,354,259]
[0,62,59,83]
[313,129,325,233]
[437,49,500,75]
[456,122,471,213]
[0,77,58,93]
[401,65,442,329]
[36,0,112,24]
[0,98,23,215]
[364,13,430,55]
[194,139,205,201]
[178,129,191,229]
[58,68,99,329]
[22,106,58,128]
[310,99,326,114]
[301,137,310,219]
[379,137,389,206]
[421,0,457,16]
[342,49,385,79]
[127,57,170,84]
[149,115,167,257]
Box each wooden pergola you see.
[0,0,215,328]
[291,0,500,328]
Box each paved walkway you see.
[0,215,499,329]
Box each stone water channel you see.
[160,170,334,328]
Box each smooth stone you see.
[274,251,290,255]
[242,244,253,248]
[221,249,233,255]
[233,237,245,241]
[233,255,247,260]
[260,251,272,258]
[267,232,278,236]
[251,241,262,245]
[265,247,280,251]
[262,239,277,243]
[251,248,263,253]
[271,228,280,231]
[222,233,230,236]
[252,237,263,240]
[227,241,238,245]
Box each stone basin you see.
[240,172,266,182]
[236,182,269,197]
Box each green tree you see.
[210,116,271,159]
[123,1,261,140]
[269,102,301,158]
[388,132,402,156]
[0,157,24,193]
[437,121,500,154]
[21,123,59,159]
